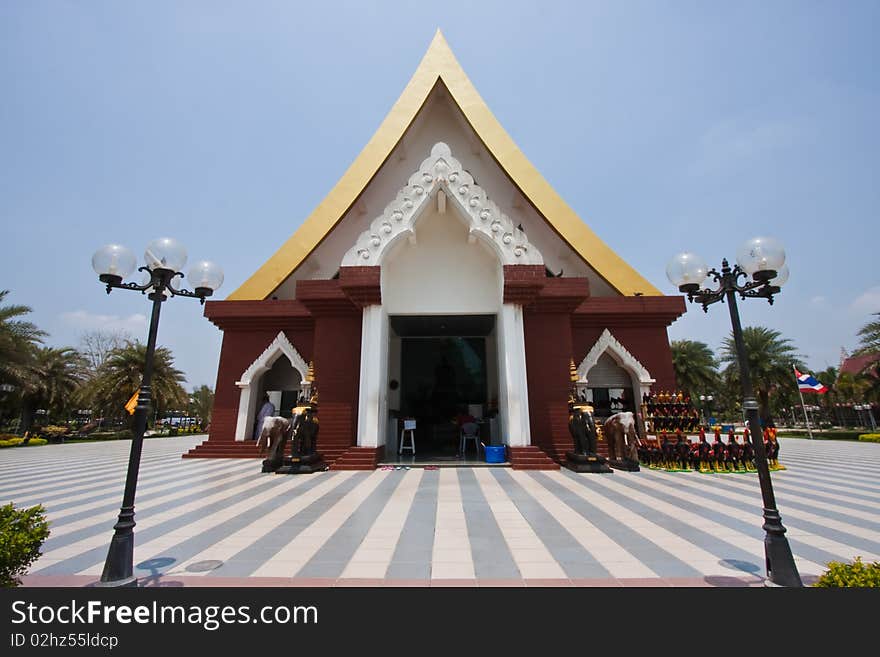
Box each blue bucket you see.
[484,445,506,463]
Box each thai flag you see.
[795,368,828,393]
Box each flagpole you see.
[793,364,814,440]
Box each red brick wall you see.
[209,327,314,442]
[571,324,677,391]
[523,312,574,461]
[310,313,363,453]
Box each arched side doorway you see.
[347,142,542,457]
[234,331,309,441]
[577,328,655,422]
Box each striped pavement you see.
[3,435,878,587]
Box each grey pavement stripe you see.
[491,468,612,578]
[211,472,369,577]
[296,471,406,578]
[40,465,280,551]
[130,473,340,578]
[0,437,202,469]
[585,468,846,571]
[783,457,880,480]
[0,439,197,466]
[691,473,880,552]
[457,468,520,579]
[32,460,248,511]
[561,470,765,574]
[387,469,439,580]
[530,471,702,578]
[781,467,880,493]
[711,474,880,532]
[784,454,880,474]
[764,474,880,507]
[39,462,257,531]
[0,443,203,486]
[4,458,243,508]
[640,471,876,566]
[34,470,297,573]
[778,444,878,462]
[0,451,196,492]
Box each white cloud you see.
[809,296,827,306]
[850,286,880,316]
[59,310,148,335]
[690,117,805,175]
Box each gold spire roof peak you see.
[230,31,661,300]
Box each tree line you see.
[0,289,214,434]
[671,316,880,426]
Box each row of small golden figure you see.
[643,390,691,405]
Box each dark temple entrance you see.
[387,315,496,463]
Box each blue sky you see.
[2,1,878,389]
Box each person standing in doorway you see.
[253,393,276,440]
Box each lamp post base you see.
[93,576,139,588]
[764,510,803,587]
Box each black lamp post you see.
[667,237,802,587]
[699,394,714,427]
[91,238,223,587]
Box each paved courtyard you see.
[3,435,878,587]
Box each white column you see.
[497,303,531,447]
[234,383,256,441]
[356,304,388,447]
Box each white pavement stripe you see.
[76,471,324,576]
[649,471,880,562]
[510,470,656,578]
[0,446,190,471]
[777,469,880,497]
[5,458,242,507]
[779,470,880,495]
[547,471,752,577]
[712,474,880,524]
[250,471,388,578]
[474,469,564,579]
[586,471,827,576]
[35,467,281,563]
[341,469,423,579]
[170,472,359,577]
[431,468,475,580]
[40,460,254,527]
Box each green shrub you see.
[40,425,70,439]
[0,503,50,587]
[0,437,47,448]
[813,557,880,588]
[84,430,133,441]
[859,433,880,443]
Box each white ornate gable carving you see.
[341,142,543,267]
[577,328,655,385]
[236,331,309,387]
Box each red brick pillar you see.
[522,278,590,462]
[297,279,364,465]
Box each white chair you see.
[459,422,480,458]
[399,419,416,455]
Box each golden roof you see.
[230,30,661,300]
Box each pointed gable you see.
[229,30,661,300]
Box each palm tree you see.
[188,385,214,430]
[856,313,880,354]
[720,326,803,425]
[19,347,88,432]
[82,341,188,422]
[670,340,718,398]
[0,290,46,385]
